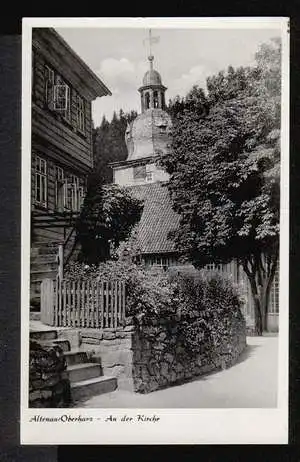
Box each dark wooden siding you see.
[32,49,93,172]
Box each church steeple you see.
[138,31,167,113]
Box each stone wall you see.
[81,313,246,394]
[29,340,71,407]
[81,326,136,391]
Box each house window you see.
[54,75,71,121]
[269,265,279,314]
[34,156,47,207]
[133,165,146,180]
[62,175,85,212]
[76,95,85,132]
[145,255,175,271]
[44,65,54,106]
[64,176,78,211]
[44,65,71,122]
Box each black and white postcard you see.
[21,17,289,444]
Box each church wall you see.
[113,166,133,186]
[113,162,169,186]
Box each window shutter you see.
[45,66,54,108]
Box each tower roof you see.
[142,69,162,86]
[140,55,165,90]
[125,108,172,161]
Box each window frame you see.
[44,64,71,123]
[146,171,153,182]
[63,175,83,212]
[54,75,71,122]
[34,156,48,208]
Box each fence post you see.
[40,278,55,326]
[57,244,64,280]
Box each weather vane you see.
[143,29,160,61]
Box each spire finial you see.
[148,54,154,70]
[143,28,160,68]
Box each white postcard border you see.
[21,16,289,445]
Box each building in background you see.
[111,51,279,332]
[30,27,111,305]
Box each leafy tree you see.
[161,38,281,335]
[75,182,143,265]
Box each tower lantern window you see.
[145,92,150,109]
[153,90,158,108]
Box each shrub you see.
[172,270,245,361]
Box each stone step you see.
[64,350,89,366]
[39,338,71,352]
[67,363,102,383]
[30,330,57,341]
[71,376,118,402]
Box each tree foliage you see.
[75,183,143,265]
[162,38,281,334]
[91,109,137,185]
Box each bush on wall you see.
[65,262,245,362]
[171,270,245,363]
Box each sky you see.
[56,25,281,127]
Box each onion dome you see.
[142,68,162,86]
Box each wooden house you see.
[30,28,111,304]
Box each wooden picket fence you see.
[40,278,126,328]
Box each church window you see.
[146,171,153,181]
[133,165,146,180]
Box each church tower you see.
[111,36,172,186]
[138,54,167,112]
